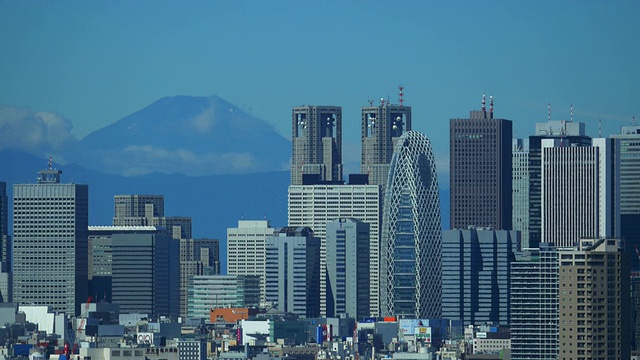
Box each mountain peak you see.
[67,95,290,176]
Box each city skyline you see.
[0,2,638,174]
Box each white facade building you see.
[541,138,620,247]
[226,220,275,305]
[288,184,381,316]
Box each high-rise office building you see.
[0,182,9,302]
[325,218,370,319]
[558,238,630,360]
[227,220,275,305]
[510,244,561,360]
[265,227,320,318]
[179,238,220,318]
[89,226,180,317]
[528,120,591,248]
[187,275,259,319]
[541,138,620,247]
[381,131,442,319]
[13,163,88,315]
[113,194,192,239]
[361,99,412,188]
[288,183,381,316]
[610,125,640,350]
[512,139,529,249]
[90,226,172,302]
[442,228,518,326]
[291,106,342,185]
[449,96,512,230]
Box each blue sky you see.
[1,1,638,170]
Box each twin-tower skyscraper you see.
[291,100,411,188]
[289,98,443,319]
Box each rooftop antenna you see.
[570,104,573,122]
[633,116,636,126]
[48,156,53,170]
[368,99,374,106]
[482,93,486,117]
[598,119,602,137]
[548,103,551,122]
[489,94,494,119]
[398,86,404,106]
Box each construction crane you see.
[65,297,92,358]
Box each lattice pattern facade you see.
[381,131,442,318]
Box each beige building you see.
[226,220,275,305]
[558,238,630,360]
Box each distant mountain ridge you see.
[66,95,291,176]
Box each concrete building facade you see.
[291,106,342,185]
[528,120,591,248]
[288,184,381,316]
[510,244,562,360]
[13,165,88,315]
[325,218,370,319]
[449,98,512,231]
[541,138,620,247]
[113,194,192,239]
[265,227,320,318]
[558,239,630,360]
[360,102,412,188]
[610,125,640,350]
[227,220,275,305]
[512,138,529,249]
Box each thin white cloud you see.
[113,145,259,176]
[0,107,77,159]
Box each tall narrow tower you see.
[13,159,88,315]
[291,106,342,185]
[381,131,442,319]
[361,97,412,188]
[449,95,512,230]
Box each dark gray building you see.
[13,163,88,315]
[265,227,320,318]
[291,106,342,185]
[325,218,370,319]
[88,226,179,317]
[0,182,9,302]
[361,100,411,188]
[449,96,512,230]
[442,228,518,326]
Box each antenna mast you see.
[548,103,551,122]
[489,95,494,119]
[398,86,404,106]
[599,119,602,137]
[482,93,486,117]
[570,104,573,122]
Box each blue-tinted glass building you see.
[442,228,519,326]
